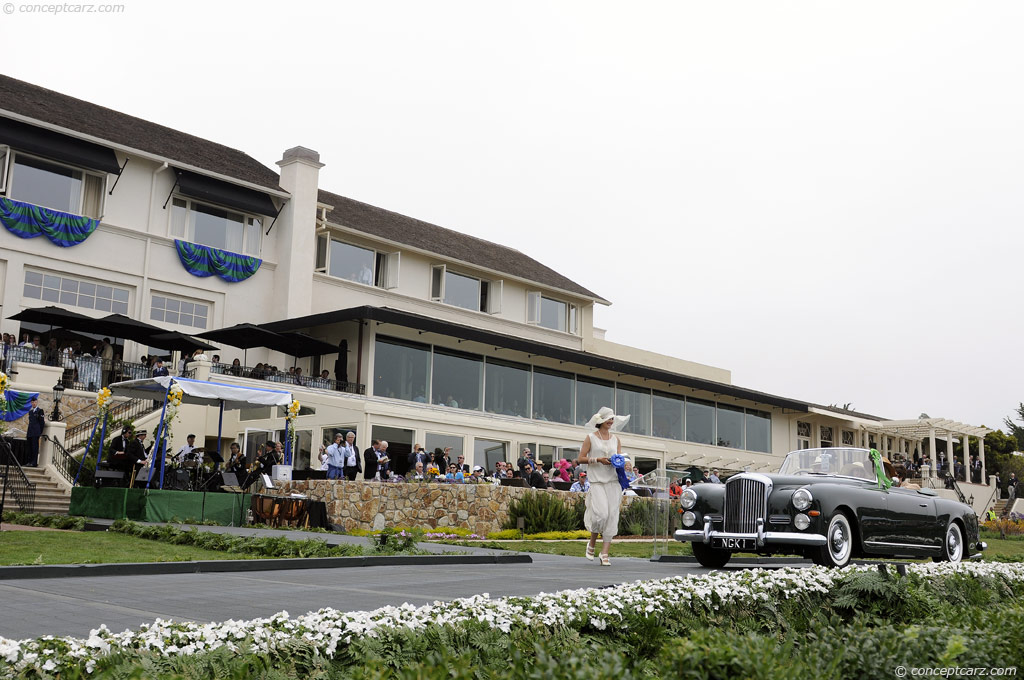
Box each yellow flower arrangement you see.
[167,384,184,407]
[0,372,8,393]
[427,465,440,476]
[96,387,113,409]
[287,399,300,420]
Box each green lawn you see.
[0,531,263,566]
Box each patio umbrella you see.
[197,322,293,366]
[7,305,97,332]
[148,331,219,354]
[96,313,168,345]
[276,332,338,358]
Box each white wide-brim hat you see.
[584,406,630,431]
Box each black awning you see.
[263,306,811,412]
[0,116,121,174]
[175,169,279,217]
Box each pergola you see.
[862,418,992,481]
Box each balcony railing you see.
[211,363,365,395]
[64,397,162,452]
[0,436,36,513]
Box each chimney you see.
[273,146,324,320]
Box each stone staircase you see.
[994,498,1015,517]
[21,466,71,515]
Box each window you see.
[276,404,316,418]
[716,404,744,449]
[797,421,812,450]
[532,368,574,424]
[425,433,464,459]
[841,429,856,446]
[150,295,209,330]
[484,358,530,418]
[527,292,578,333]
[23,270,129,314]
[475,438,508,473]
[170,197,261,256]
[652,391,684,441]
[373,336,430,401]
[685,398,715,445]
[431,347,483,411]
[6,152,104,218]
[575,377,614,427]
[820,425,834,448]
[315,235,400,289]
[430,265,500,313]
[746,410,772,453]
[615,384,652,436]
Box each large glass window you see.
[443,271,480,311]
[575,377,614,426]
[431,347,482,410]
[475,438,508,473]
[170,197,261,256]
[685,398,715,445]
[151,294,209,329]
[652,392,684,441]
[23,270,129,314]
[328,240,375,284]
[425,433,464,459]
[373,336,430,402]
[540,296,567,332]
[484,358,530,418]
[9,154,103,217]
[746,410,772,453]
[532,368,574,424]
[616,384,652,436]
[716,404,744,449]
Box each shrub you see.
[618,498,671,536]
[488,529,521,540]
[503,490,583,534]
[1,512,87,531]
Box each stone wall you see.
[277,480,591,534]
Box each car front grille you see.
[724,476,768,533]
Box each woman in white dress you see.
[579,406,629,566]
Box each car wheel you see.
[935,522,964,563]
[812,512,854,568]
[692,541,732,569]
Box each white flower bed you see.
[2,562,1022,677]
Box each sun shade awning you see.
[174,169,279,217]
[0,117,121,174]
[108,376,292,409]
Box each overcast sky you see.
[5,1,1022,432]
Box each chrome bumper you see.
[674,517,827,548]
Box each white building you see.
[0,74,993,503]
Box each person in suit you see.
[125,429,150,487]
[152,359,169,377]
[25,396,45,466]
[226,442,247,482]
[364,439,388,480]
[340,431,361,481]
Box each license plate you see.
[713,537,755,550]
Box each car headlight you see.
[680,488,697,509]
[794,513,810,530]
[682,511,697,527]
[792,487,812,511]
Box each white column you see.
[946,431,955,479]
[928,428,937,479]
[979,434,986,485]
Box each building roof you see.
[0,73,282,192]
[317,190,606,302]
[263,305,809,412]
[0,73,601,301]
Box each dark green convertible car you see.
[674,447,984,568]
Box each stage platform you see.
[69,487,251,526]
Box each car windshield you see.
[778,447,877,482]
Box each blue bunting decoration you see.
[0,197,98,247]
[2,390,40,421]
[174,240,262,283]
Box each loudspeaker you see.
[93,469,124,488]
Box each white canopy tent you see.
[108,376,293,489]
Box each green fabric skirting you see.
[69,487,250,526]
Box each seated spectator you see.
[409,461,425,481]
[553,458,572,482]
[669,478,683,498]
[469,466,485,483]
[541,471,553,488]
[624,461,639,483]
[229,358,243,376]
[569,471,590,492]
[525,462,546,489]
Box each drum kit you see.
[167,449,209,491]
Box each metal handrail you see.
[210,362,365,395]
[42,433,83,486]
[65,397,162,451]
[944,473,968,505]
[0,436,36,513]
